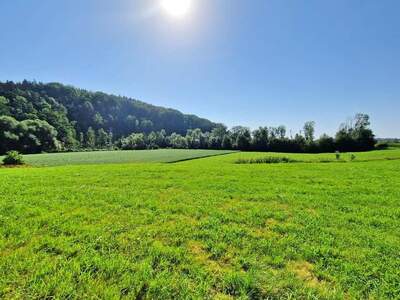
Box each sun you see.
[161,0,192,17]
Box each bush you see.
[335,151,341,160]
[2,151,24,165]
[376,143,389,150]
[235,156,296,164]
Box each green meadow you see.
[0,149,235,167]
[1,149,400,299]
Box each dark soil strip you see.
[168,151,238,164]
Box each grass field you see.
[227,148,400,164]
[0,149,235,167]
[1,150,400,299]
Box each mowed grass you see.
[0,149,235,167]
[0,150,400,299]
[227,148,400,164]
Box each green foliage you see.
[335,114,376,152]
[0,96,10,115]
[186,128,207,149]
[208,125,227,149]
[251,127,269,151]
[318,134,335,153]
[169,133,188,149]
[303,121,315,143]
[2,150,24,165]
[86,127,96,149]
[221,135,232,150]
[0,115,19,154]
[0,80,217,153]
[121,133,146,150]
[231,126,252,150]
[335,151,341,160]
[0,150,399,298]
[235,156,295,164]
[0,116,60,154]
[376,142,389,150]
[0,81,379,154]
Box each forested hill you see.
[0,80,378,155]
[0,80,218,149]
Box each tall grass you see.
[235,156,296,164]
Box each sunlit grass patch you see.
[0,149,399,298]
[0,149,236,167]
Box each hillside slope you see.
[0,80,218,149]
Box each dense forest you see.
[0,80,217,153]
[0,81,377,154]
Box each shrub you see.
[235,156,296,164]
[376,143,389,150]
[335,151,341,160]
[350,154,356,161]
[3,151,24,165]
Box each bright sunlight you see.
[161,0,192,17]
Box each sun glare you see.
[161,0,192,17]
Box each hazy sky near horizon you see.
[0,0,399,137]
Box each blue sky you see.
[0,0,399,137]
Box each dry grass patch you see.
[187,241,232,275]
[288,261,327,289]
[188,241,222,271]
[213,293,235,300]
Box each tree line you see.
[116,113,376,152]
[0,81,377,154]
[1,113,376,154]
[0,80,217,153]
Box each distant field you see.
[0,149,236,167]
[0,149,399,299]
[212,148,400,164]
[388,142,400,148]
[2,148,400,167]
